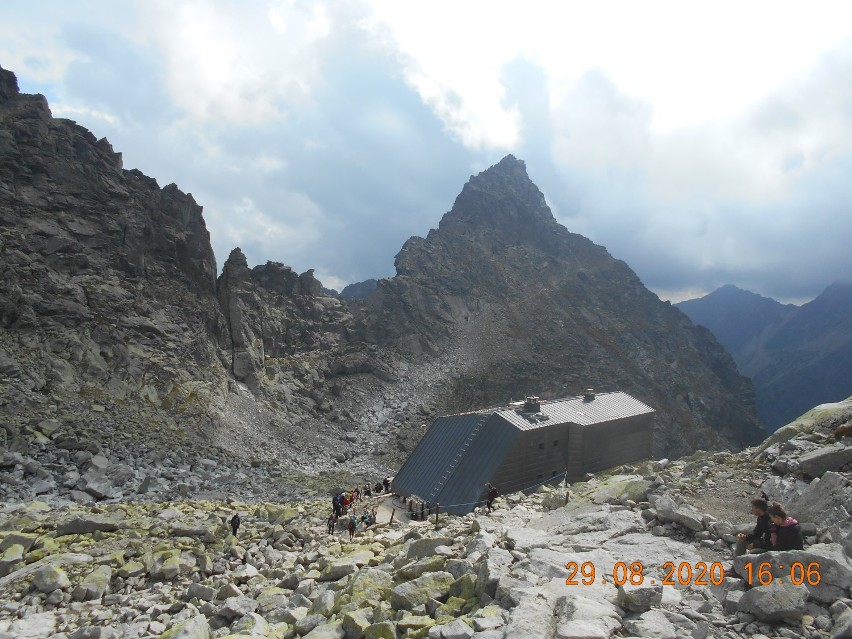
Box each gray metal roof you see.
[392,412,519,514]
[495,391,655,431]
[431,414,518,512]
[393,391,654,514]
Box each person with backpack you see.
[327,512,338,536]
[230,513,240,537]
[347,514,357,541]
[485,483,499,513]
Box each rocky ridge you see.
[2,64,763,484]
[0,397,850,639]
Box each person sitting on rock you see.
[230,513,240,537]
[374,481,383,494]
[768,502,804,551]
[734,498,771,556]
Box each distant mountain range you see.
[676,283,852,430]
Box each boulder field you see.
[1,396,850,639]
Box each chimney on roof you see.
[583,389,595,401]
[523,396,541,412]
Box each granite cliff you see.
[0,66,763,498]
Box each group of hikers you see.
[734,495,804,556]
[233,482,802,568]
[327,476,391,541]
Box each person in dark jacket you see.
[485,483,499,513]
[230,513,240,537]
[734,498,771,556]
[768,502,804,551]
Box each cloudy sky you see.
[3,1,852,303]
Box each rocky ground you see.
[1,400,851,639]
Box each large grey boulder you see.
[5,612,58,639]
[160,614,210,639]
[171,522,212,539]
[623,609,680,638]
[56,515,121,536]
[737,582,808,623]
[786,472,852,556]
[309,589,336,616]
[72,565,112,602]
[723,590,745,615]
[652,494,703,531]
[342,610,371,639]
[733,545,852,604]
[438,619,474,639]
[504,591,559,638]
[186,582,216,602]
[32,565,71,593]
[389,571,455,610]
[831,608,852,639]
[617,582,663,612]
[798,443,852,477]
[476,547,514,597]
[80,467,121,499]
[503,527,555,553]
[216,595,258,620]
[230,612,271,637]
[319,550,374,581]
[557,588,624,638]
[295,613,326,635]
[340,567,393,602]
[0,544,24,577]
[0,532,38,553]
[407,537,454,560]
[303,622,345,639]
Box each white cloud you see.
[134,0,348,125]
[363,1,525,149]
[366,1,852,147]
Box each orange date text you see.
[564,561,727,586]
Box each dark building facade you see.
[392,390,655,514]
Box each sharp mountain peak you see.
[438,154,557,233]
